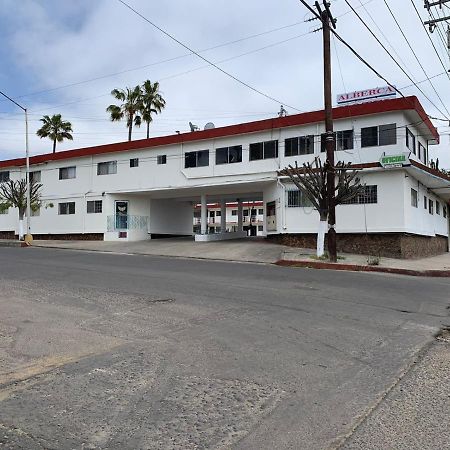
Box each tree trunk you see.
[317,212,328,257]
[53,139,56,153]
[18,211,24,241]
[128,114,133,141]
[146,122,150,139]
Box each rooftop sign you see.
[337,86,397,105]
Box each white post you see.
[200,194,207,235]
[237,199,243,232]
[25,108,31,240]
[220,199,226,233]
[317,220,327,257]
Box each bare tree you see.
[0,179,42,240]
[280,157,365,257]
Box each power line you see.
[409,0,450,83]
[1,20,310,103]
[357,0,414,74]
[298,0,404,98]
[116,0,301,111]
[375,0,450,118]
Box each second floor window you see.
[418,143,427,164]
[97,161,117,175]
[216,145,242,164]
[429,199,434,215]
[185,150,209,168]
[30,171,41,183]
[249,140,278,160]
[321,130,354,152]
[406,128,416,154]
[130,158,139,168]
[361,124,396,147]
[157,155,167,165]
[59,166,76,180]
[0,171,10,183]
[285,135,314,156]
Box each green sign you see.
[380,154,409,168]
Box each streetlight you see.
[0,90,31,242]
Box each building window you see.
[0,171,10,183]
[185,150,209,168]
[444,205,447,218]
[258,225,263,231]
[424,196,427,209]
[342,185,378,204]
[418,143,426,164]
[97,161,117,175]
[406,128,416,154]
[216,145,242,164]
[59,166,76,180]
[436,201,440,215]
[411,188,418,208]
[243,209,249,216]
[231,209,237,216]
[321,130,354,152]
[216,211,221,217]
[361,124,396,147]
[429,199,434,215]
[58,202,75,215]
[130,158,139,168]
[30,171,41,183]
[157,155,167,165]
[87,200,103,214]
[249,140,278,160]
[285,136,314,156]
[286,189,313,207]
[258,208,264,215]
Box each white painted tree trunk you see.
[317,220,327,257]
[18,219,24,241]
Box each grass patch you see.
[310,253,345,261]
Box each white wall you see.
[0,108,444,240]
[149,199,193,235]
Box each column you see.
[201,194,207,235]
[220,199,226,233]
[237,199,243,232]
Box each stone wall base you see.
[0,232,104,241]
[269,233,449,259]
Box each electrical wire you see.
[350,0,450,119]
[409,0,450,83]
[116,0,301,112]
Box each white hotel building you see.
[0,95,449,258]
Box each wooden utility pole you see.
[315,1,337,262]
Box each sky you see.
[1,0,450,168]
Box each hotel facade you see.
[0,95,449,258]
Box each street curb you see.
[0,241,30,248]
[276,259,450,278]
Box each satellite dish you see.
[204,122,215,130]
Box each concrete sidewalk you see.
[8,237,450,276]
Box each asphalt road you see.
[0,247,449,450]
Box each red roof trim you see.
[0,96,438,169]
[410,159,450,182]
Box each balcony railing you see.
[107,215,149,231]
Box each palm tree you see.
[106,86,143,141]
[140,80,166,139]
[36,114,73,153]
